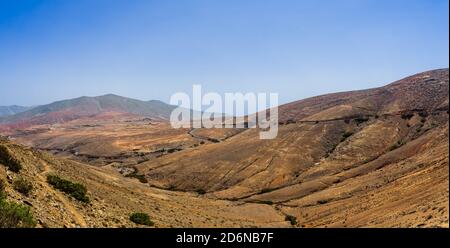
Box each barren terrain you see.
[0,69,448,228]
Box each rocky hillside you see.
[136,69,449,227]
[0,137,289,228]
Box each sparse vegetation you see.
[0,145,22,172]
[208,138,220,143]
[46,175,90,203]
[0,199,36,228]
[0,179,36,228]
[285,215,298,226]
[0,179,5,200]
[125,172,148,183]
[130,212,154,226]
[13,177,33,196]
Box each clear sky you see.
[0,0,448,106]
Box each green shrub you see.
[0,179,6,200]
[285,215,298,226]
[130,212,154,226]
[13,177,33,196]
[0,145,22,172]
[47,175,90,203]
[0,199,36,228]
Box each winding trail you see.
[38,161,88,227]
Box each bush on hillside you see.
[0,199,36,228]
[285,215,298,226]
[13,177,33,196]
[130,212,154,226]
[0,179,6,200]
[46,175,90,203]
[125,172,148,183]
[0,145,22,172]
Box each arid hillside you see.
[0,138,289,228]
[136,69,449,227]
[0,69,448,228]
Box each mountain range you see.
[0,94,175,131]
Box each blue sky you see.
[0,0,448,106]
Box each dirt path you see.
[38,161,88,227]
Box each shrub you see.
[0,145,22,172]
[47,175,90,203]
[285,215,298,226]
[13,177,33,196]
[0,179,5,200]
[130,212,154,226]
[125,173,148,184]
[0,199,36,228]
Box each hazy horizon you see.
[0,0,448,106]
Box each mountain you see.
[0,105,32,117]
[135,68,449,227]
[0,94,176,129]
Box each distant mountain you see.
[0,105,32,117]
[0,94,176,129]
